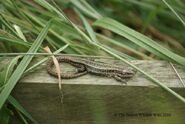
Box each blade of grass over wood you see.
[8,95,38,124]
[17,111,29,124]
[93,18,185,67]
[0,20,52,109]
[0,105,12,124]
[95,42,185,104]
[4,56,22,85]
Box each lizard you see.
[46,56,136,83]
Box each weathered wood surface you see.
[5,58,185,124]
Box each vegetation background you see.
[0,0,184,123]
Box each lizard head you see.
[120,69,136,77]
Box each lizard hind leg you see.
[114,75,129,84]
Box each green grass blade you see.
[95,42,185,104]
[13,25,27,42]
[8,95,38,124]
[93,18,185,67]
[0,15,18,37]
[0,20,52,109]
[162,0,185,26]
[97,34,152,60]
[70,0,101,19]
[79,0,102,17]
[4,56,22,85]
[33,0,93,46]
[0,105,12,124]
[24,44,69,74]
[33,0,67,22]
[17,111,29,124]
[100,43,135,60]
[75,8,97,42]
[65,12,185,103]
[0,36,31,48]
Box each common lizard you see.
[47,56,136,83]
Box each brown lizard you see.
[47,56,136,83]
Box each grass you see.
[0,0,185,123]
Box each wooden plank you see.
[3,58,185,124]
[18,59,185,87]
[12,84,185,124]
